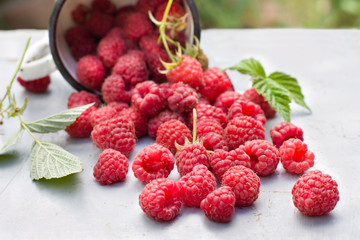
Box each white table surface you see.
[0,29,359,239]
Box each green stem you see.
[159,0,176,63]
[18,114,41,146]
[192,108,197,144]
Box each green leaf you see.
[30,141,82,180]
[0,128,25,153]
[25,103,93,133]
[19,98,28,115]
[225,58,266,78]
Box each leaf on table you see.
[225,58,266,78]
[30,141,82,180]
[0,128,25,153]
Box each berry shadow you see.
[0,152,21,168]
[258,170,281,186]
[295,211,336,227]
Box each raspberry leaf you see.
[0,128,25,153]
[227,58,266,78]
[30,141,82,180]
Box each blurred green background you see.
[1,0,360,29]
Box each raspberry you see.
[227,99,266,126]
[71,4,88,25]
[127,49,146,62]
[221,165,261,207]
[279,138,314,174]
[86,11,114,37]
[65,106,97,138]
[202,133,229,151]
[210,148,251,182]
[196,118,223,139]
[105,27,126,38]
[124,12,153,42]
[93,149,129,185]
[131,81,165,117]
[139,34,161,53]
[76,55,105,91]
[65,26,92,46]
[90,106,117,127]
[147,110,185,138]
[97,36,125,69]
[240,140,280,176]
[17,76,50,93]
[199,67,232,103]
[270,122,304,148]
[91,0,116,15]
[188,104,227,129]
[132,144,174,183]
[200,186,236,223]
[292,170,339,216]
[139,178,181,221]
[107,101,129,113]
[101,74,131,104]
[155,2,185,21]
[91,116,136,157]
[166,83,199,113]
[114,6,135,27]
[146,48,170,82]
[224,116,265,150]
[118,107,148,138]
[67,91,101,109]
[178,165,216,207]
[214,90,244,113]
[243,88,276,118]
[136,0,157,16]
[71,39,97,61]
[167,56,204,91]
[156,119,191,154]
[112,53,148,87]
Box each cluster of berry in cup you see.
[24,0,340,223]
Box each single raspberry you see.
[112,53,148,87]
[17,76,50,93]
[155,2,185,21]
[132,144,174,183]
[166,83,199,113]
[76,55,105,91]
[139,178,181,221]
[86,11,114,37]
[243,88,276,118]
[91,0,116,15]
[114,6,135,27]
[240,140,279,176]
[270,122,304,148]
[188,104,227,129]
[135,0,157,16]
[67,90,101,109]
[131,81,165,117]
[224,116,265,150]
[210,148,251,182]
[71,39,97,61]
[90,106,117,127]
[124,12,153,42]
[292,170,339,216]
[214,90,244,113]
[139,34,161,53]
[178,165,216,207]
[97,36,125,69]
[196,118,223,139]
[147,110,185,138]
[71,4,88,25]
[91,116,136,157]
[199,67,232,103]
[202,133,229,152]
[65,106,97,138]
[279,139,314,174]
[221,165,261,207]
[227,99,266,126]
[65,26,92,47]
[127,49,146,62]
[156,119,192,154]
[200,186,236,223]
[93,149,129,185]
[101,74,131,104]
[107,101,129,113]
[167,56,204,91]
[118,107,148,138]
[146,48,170,82]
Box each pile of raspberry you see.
[63,0,339,223]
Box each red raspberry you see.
[91,0,116,15]
[188,104,227,129]
[112,53,148,87]
[135,0,157,16]
[139,178,181,221]
[131,81,166,117]
[202,133,229,151]
[167,56,204,91]
[146,48,170,82]
[279,138,314,174]
[101,74,131,104]
[86,11,114,37]
[17,76,50,93]
[243,88,276,118]
[65,26,92,46]
[221,165,261,207]
[155,2,185,21]
[270,122,304,148]
[156,119,191,154]
[127,50,146,62]
[139,34,161,53]
[65,106,97,138]
[200,186,236,223]
[71,4,88,25]
[196,118,223,139]
[107,101,129,113]
[210,148,251,182]
[93,149,129,185]
[97,36,125,69]
[214,90,244,113]
[199,67,232,103]
[67,90,101,109]
[292,170,339,216]
[70,39,97,61]
[132,144,174,183]
[90,106,117,127]
[166,83,199,113]
[224,116,265,150]
[240,140,280,176]
[147,110,185,138]
[114,6,135,27]
[118,107,148,138]
[76,55,105,91]
[91,116,136,157]
[178,165,216,207]
[124,12,153,42]
[105,26,126,38]
[227,99,266,126]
